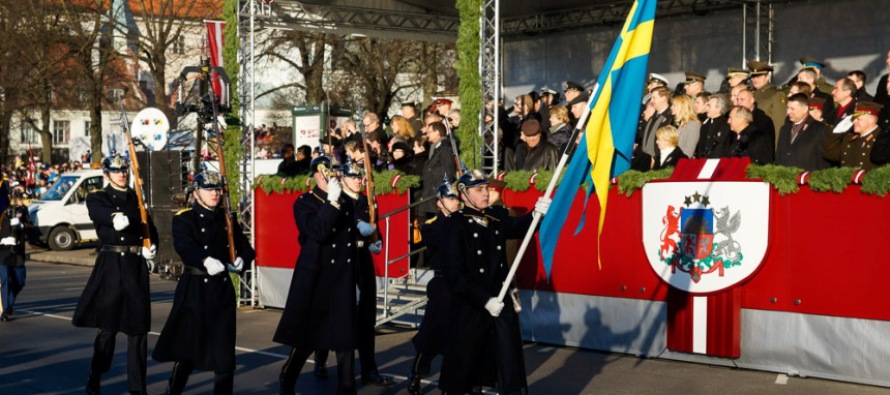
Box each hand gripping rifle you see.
[201,65,237,263]
[118,98,152,249]
[356,101,378,241]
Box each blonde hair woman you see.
[653,125,688,170]
[670,94,701,157]
[388,115,416,151]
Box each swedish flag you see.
[540,0,656,276]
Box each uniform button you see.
[347,258,351,263]
[468,219,472,223]
[479,268,485,273]
[333,227,337,232]
[120,252,125,256]
[120,237,125,241]
[495,230,499,235]
[477,250,482,255]
[473,233,478,238]
[204,246,209,249]
[201,228,205,232]
[347,243,352,247]
[500,263,504,267]
[331,259,335,263]
[204,278,208,283]
[200,214,204,218]
[332,244,336,248]
[497,246,502,250]
[116,207,120,210]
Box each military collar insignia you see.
[467,214,488,227]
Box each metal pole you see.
[754,1,761,61]
[383,216,391,320]
[742,5,747,67]
[493,0,500,174]
[249,0,258,307]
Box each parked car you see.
[28,169,105,250]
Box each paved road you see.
[2,261,890,394]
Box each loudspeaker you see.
[149,207,179,265]
[136,150,191,209]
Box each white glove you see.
[368,240,382,254]
[203,257,226,276]
[0,236,16,246]
[511,288,523,313]
[833,115,853,134]
[141,244,157,260]
[230,257,244,271]
[112,214,130,231]
[484,297,505,317]
[326,177,342,202]
[10,218,20,227]
[357,221,376,236]
[534,196,552,216]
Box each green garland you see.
[616,168,673,197]
[455,0,483,168]
[253,171,420,196]
[861,165,890,197]
[223,0,239,114]
[223,126,243,211]
[746,164,803,195]
[807,167,854,193]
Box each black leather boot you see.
[279,367,297,395]
[406,369,422,394]
[85,370,100,395]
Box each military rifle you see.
[356,101,378,240]
[118,97,153,249]
[202,65,237,263]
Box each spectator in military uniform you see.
[776,93,831,171]
[747,60,787,144]
[563,81,584,106]
[727,106,774,165]
[152,171,255,395]
[800,57,834,95]
[653,125,688,170]
[507,119,560,172]
[274,156,360,395]
[696,95,732,158]
[736,88,777,153]
[407,179,462,395]
[72,153,159,395]
[0,187,32,322]
[437,170,550,395]
[683,72,706,97]
[798,68,834,114]
[823,101,884,170]
[847,70,874,101]
[826,77,858,128]
[642,73,669,105]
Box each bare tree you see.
[259,30,331,105]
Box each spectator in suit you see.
[696,95,732,158]
[825,77,858,128]
[727,106,774,165]
[736,88,777,152]
[776,93,831,171]
[847,70,874,101]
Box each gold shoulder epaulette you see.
[309,191,325,203]
[424,216,438,225]
[175,207,192,216]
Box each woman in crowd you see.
[670,94,701,157]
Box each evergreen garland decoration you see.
[502,171,535,192]
[807,167,854,193]
[223,0,240,114]
[533,169,557,193]
[455,0,483,169]
[255,175,314,195]
[746,164,803,195]
[223,126,243,211]
[861,165,890,197]
[372,170,421,195]
[616,168,673,196]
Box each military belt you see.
[100,245,141,254]
[183,266,209,276]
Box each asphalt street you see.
[2,261,890,394]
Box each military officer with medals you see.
[438,170,550,395]
[748,60,788,146]
[275,156,360,395]
[824,101,885,170]
[152,171,255,395]
[407,178,462,394]
[72,153,159,395]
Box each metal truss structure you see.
[742,0,775,65]
[480,0,500,174]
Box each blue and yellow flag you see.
[539,0,656,276]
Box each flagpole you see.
[496,83,600,303]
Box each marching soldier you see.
[407,179,462,394]
[313,162,392,386]
[748,60,788,145]
[438,170,550,395]
[152,171,255,394]
[72,153,159,395]
[0,184,32,322]
[275,156,359,395]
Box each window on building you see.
[172,35,186,55]
[20,123,37,144]
[84,120,91,137]
[53,120,70,145]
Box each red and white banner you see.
[205,20,228,106]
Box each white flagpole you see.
[496,83,601,303]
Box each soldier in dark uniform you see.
[824,101,884,170]
[275,156,359,395]
[407,179,462,394]
[0,185,32,322]
[152,171,255,395]
[438,170,550,395]
[72,153,159,395]
[748,60,787,146]
[313,161,391,386]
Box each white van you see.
[28,169,106,250]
